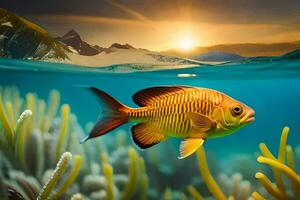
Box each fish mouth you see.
[245,116,255,124]
[244,112,255,124]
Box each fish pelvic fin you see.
[131,123,166,149]
[81,87,130,143]
[178,138,205,159]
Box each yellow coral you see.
[251,192,266,200]
[14,109,32,170]
[163,187,172,200]
[195,146,227,200]
[55,104,70,161]
[102,163,114,200]
[0,95,14,145]
[187,185,204,200]
[253,127,300,199]
[120,147,138,200]
[138,157,149,200]
[52,155,83,199]
[37,152,72,200]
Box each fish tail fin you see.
[80,87,129,143]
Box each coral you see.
[37,152,72,199]
[2,86,299,200]
[0,88,82,199]
[252,127,300,200]
[187,185,204,200]
[102,161,115,200]
[187,127,300,200]
[194,146,227,200]
[120,147,139,200]
[187,146,256,200]
[163,187,172,200]
[0,86,153,200]
[138,157,149,200]
[217,173,252,200]
[219,153,263,182]
[55,104,70,162]
[51,154,82,199]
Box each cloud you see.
[2,0,300,25]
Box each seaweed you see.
[0,88,83,199]
[187,127,300,200]
[253,127,300,199]
[37,152,72,200]
[2,86,300,200]
[0,86,152,200]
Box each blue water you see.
[1,58,300,158]
[2,58,300,199]
[0,59,300,154]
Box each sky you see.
[1,0,300,51]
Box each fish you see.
[81,85,255,159]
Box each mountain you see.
[109,43,135,50]
[0,9,201,69]
[56,30,102,56]
[0,8,70,61]
[67,47,201,68]
[279,49,300,60]
[220,48,300,65]
[54,31,201,68]
[103,43,135,53]
[166,42,300,58]
[192,51,243,62]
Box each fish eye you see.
[231,105,243,116]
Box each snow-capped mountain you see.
[56,30,102,56]
[192,51,243,62]
[0,8,70,61]
[56,31,201,68]
[0,9,202,69]
[67,46,200,68]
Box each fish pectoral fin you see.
[186,112,216,133]
[131,123,166,149]
[178,138,205,159]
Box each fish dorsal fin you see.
[178,138,205,159]
[131,123,166,149]
[186,112,216,133]
[133,85,193,106]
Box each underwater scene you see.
[1,1,300,200]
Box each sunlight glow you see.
[179,37,194,50]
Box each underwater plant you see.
[0,86,83,199]
[252,127,300,200]
[0,86,153,200]
[188,145,252,200]
[2,86,299,200]
[187,127,300,200]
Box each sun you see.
[179,37,194,50]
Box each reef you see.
[187,127,300,200]
[0,86,299,200]
[0,87,150,200]
[253,127,300,200]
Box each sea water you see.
[1,58,300,199]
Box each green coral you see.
[0,87,83,199]
[102,162,114,200]
[0,86,152,200]
[120,147,139,200]
[3,85,299,200]
[37,152,72,200]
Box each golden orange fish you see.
[81,86,255,159]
